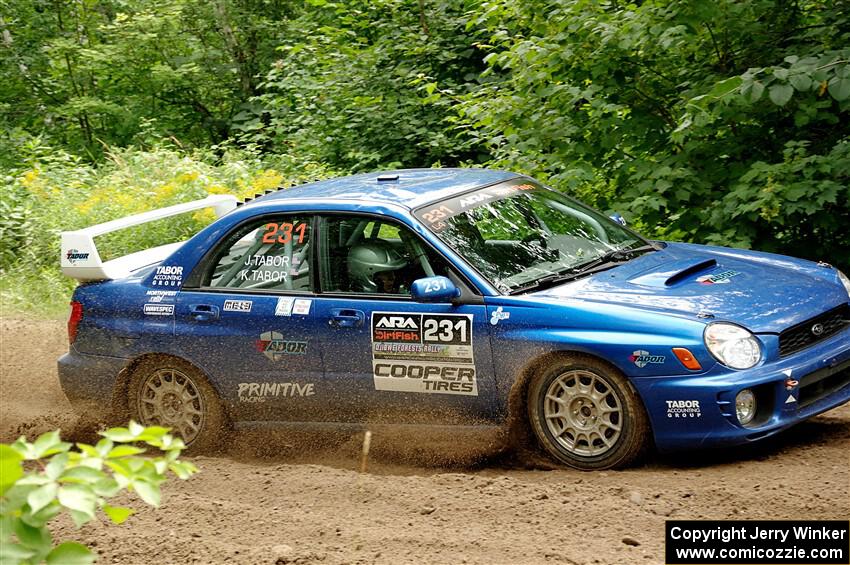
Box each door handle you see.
[329,308,365,329]
[189,304,220,321]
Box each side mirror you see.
[609,212,627,226]
[410,276,460,303]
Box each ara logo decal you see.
[376,315,418,329]
[629,350,665,368]
[65,249,90,264]
[255,331,307,361]
[490,306,510,326]
[696,270,741,285]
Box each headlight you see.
[839,270,850,298]
[735,389,756,425]
[704,323,762,370]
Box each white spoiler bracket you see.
[60,194,238,282]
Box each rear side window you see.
[205,216,312,291]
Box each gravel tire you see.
[527,354,649,470]
[128,356,230,454]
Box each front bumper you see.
[57,349,128,415]
[632,326,850,451]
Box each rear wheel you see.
[527,355,649,470]
[128,357,229,453]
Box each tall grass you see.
[0,141,338,317]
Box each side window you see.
[206,216,312,291]
[318,216,451,295]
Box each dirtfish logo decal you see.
[629,350,665,368]
[65,249,90,264]
[255,331,307,361]
[490,306,510,326]
[696,270,741,285]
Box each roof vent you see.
[377,174,399,182]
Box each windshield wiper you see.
[507,243,658,294]
[569,243,658,274]
[507,268,577,295]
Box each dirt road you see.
[1,318,848,564]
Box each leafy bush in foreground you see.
[0,423,198,564]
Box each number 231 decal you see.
[262,222,308,245]
[422,277,448,293]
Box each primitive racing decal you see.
[371,312,477,396]
[237,382,315,403]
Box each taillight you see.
[68,301,83,344]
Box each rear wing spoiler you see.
[60,194,238,281]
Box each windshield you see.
[414,179,648,293]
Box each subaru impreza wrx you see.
[58,169,850,469]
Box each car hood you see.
[531,242,848,334]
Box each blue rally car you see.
[58,169,850,469]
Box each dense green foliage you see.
[1,423,197,564]
[1,0,848,314]
[460,0,849,265]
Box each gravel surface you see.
[2,318,848,564]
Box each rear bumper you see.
[57,349,127,415]
[632,326,850,451]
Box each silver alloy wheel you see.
[543,369,623,457]
[136,368,205,444]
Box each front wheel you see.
[128,356,229,453]
[527,355,649,470]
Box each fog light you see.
[736,389,756,425]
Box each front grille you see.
[778,304,850,357]
[798,359,850,408]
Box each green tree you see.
[457,0,850,268]
[255,0,486,170]
[0,0,294,158]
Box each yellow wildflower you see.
[20,168,39,187]
[206,184,231,195]
[250,170,284,192]
[155,182,177,202]
[177,171,200,183]
[192,209,217,224]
